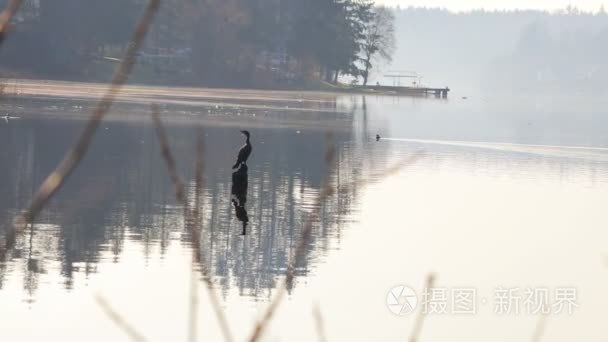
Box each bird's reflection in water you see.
[231,163,249,235]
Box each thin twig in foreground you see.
[531,314,548,342]
[249,137,336,342]
[96,295,146,342]
[193,133,204,225]
[21,0,160,223]
[249,146,425,342]
[189,267,198,342]
[0,0,160,260]
[409,273,436,342]
[0,0,24,46]
[189,132,204,342]
[151,105,187,206]
[150,109,234,342]
[313,304,328,342]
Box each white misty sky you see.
[375,0,606,12]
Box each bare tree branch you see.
[20,0,160,224]
[249,147,424,342]
[313,304,328,342]
[359,6,396,85]
[0,0,25,46]
[249,136,337,342]
[151,107,234,342]
[151,105,188,206]
[409,274,436,342]
[0,0,161,261]
[532,314,548,342]
[96,295,147,342]
[189,133,204,342]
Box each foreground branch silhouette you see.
[96,295,147,342]
[0,0,160,262]
[0,0,24,46]
[248,148,425,342]
[151,106,234,342]
[248,136,337,342]
[409,274,436,342]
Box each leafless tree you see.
[359,6,395,86]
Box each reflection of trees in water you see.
[0,106,389,298]
[189,130,381,297]
[3,102,607,299]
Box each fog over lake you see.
[1,83,607,341]
[1,2,608,341]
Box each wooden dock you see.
[366,85,450,98]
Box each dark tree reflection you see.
[231,164,249,235]
[0,98,390,299]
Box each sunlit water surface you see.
[1,88,608,341]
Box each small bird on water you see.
[2,114,19,123]
[376,134,381,141]
[232,130,252,169]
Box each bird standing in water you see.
[2,114,20,123]
[232,130,252,169]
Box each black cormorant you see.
[231,163,249,235]
[232,130,252,169]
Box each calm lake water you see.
[1,85,608,341]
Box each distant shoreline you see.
[0,77,449,99]
[0,78,356,129]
